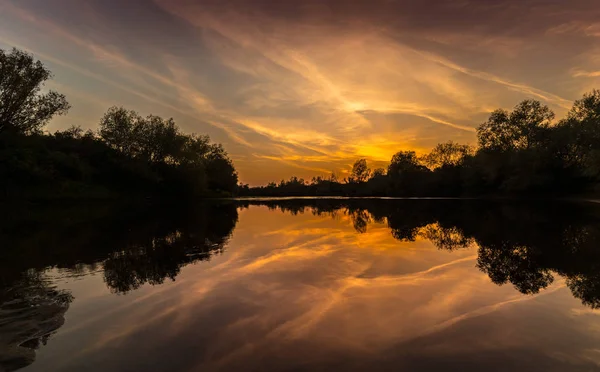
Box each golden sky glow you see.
[1,0,600,184]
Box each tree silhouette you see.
[242,92,600,198]
[477,100,554,152]
[423,141,473,169]
[4,42,600,200]
[349,159,371,183]
[388,151,423,174]
[0,48,70,134]
[0,46,239,200]
[386,151,429,196]
[371,168,386,178]
[557,90,600,180]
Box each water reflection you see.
[0,202,238,370]
[240,199,600,309]
[0,271,72,371]
[2,199,600,371]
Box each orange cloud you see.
[1,0,596,184]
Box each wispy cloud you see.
[1,0,596,184]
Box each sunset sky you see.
[1,0,599,185]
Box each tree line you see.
[5,45,600,199]
[0,47,238,199]
[241,93,600,197]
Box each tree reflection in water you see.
[0,270,72,371]
[0,202,238,370]
[240,199,600,309]
[3,199,600,370]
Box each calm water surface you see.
[2,199,600,371]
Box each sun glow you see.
[1,0,596,184]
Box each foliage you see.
[556,89,600,181]
[371,168,386,177]
[0,47,238,200]
[477,100,554,152]
[242,91,600,198]
[348,159,371,183]
[0,48,70,134]
[423,141,474,169]
[5,45,600,199]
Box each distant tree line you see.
[241,93,600,197]
[0,47,238,199]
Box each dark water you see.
[2,199,600,372]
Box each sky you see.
[1,0,599,185]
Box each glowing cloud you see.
[1,0,598,184]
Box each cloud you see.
[1,0,598,184]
